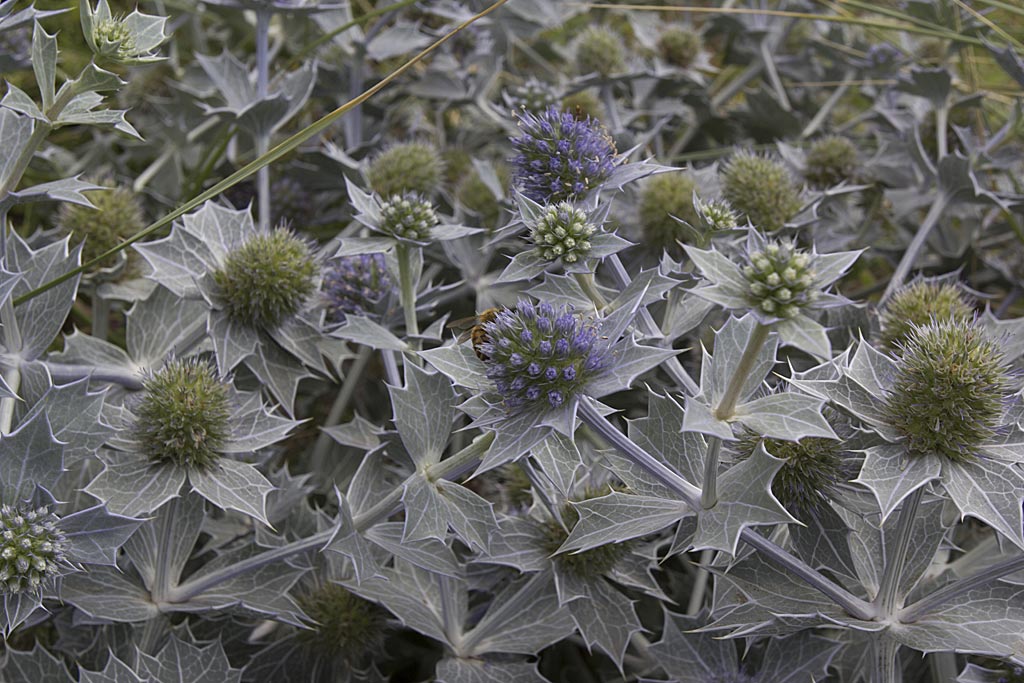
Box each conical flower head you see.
[743,239,818,319]
[721,150,802,231]
[884,319,1010,463]
[480,301,608,411]
[366,142,444,197]
[58,184,145,272]
[212,228,317,330]
[295,582,388,662]
[378,193,439,242]
[511,106,617,204]
[135,359,232,471]
[658,26,702,67]
[531,202,595,263]
[879,280,973,350]
[695,197,739,233]
[322,254,393,325]
[575,25,625,76]
[639,172,699,253]
[0,505,68,594]
[804,135,859,188]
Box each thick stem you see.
[871,636,902,683]
[686,548,714,615]
[879,193,949,306]
[900,553,1024,623]
[439,575,462,648]
[150,503,177,603]
[310,345,374,466]
[876,487,925,617]
[0,299,23,434]
[255,9,272,231]
[381,349,401,386]
[41,362,144,390]
[700,436,722,509]
[574,271,607,311]
[714,322,771,421]
[0,364,20,435]
[396,243,420,343]
[935,104,949,160]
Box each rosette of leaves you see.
[80,0,169,64]
[492,194,631,284]
[790,319,1024,545]
[685,231,862,358]
[422,286,677,471]
[0,404,141,635]
[84,356,299,523]
[135,202,347,411]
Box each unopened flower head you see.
[639,172,699,254]
[295,582,388,662]
[721,150,802,231]
[511,106,617,204]
[366,142,444,197]
[57,184,145,272]
[135,358,232,471]
[657,26,702,68]
[480,300,607,411]
[82,0,168,64]
[695,196,739,232]
[505,78,560,114]
[379,193,439,242]
[322,254,393,325]
[879,280,972,350]
[0,505,69,594]
[743,239,817,319]
[804,135,859,188]
[575,25,625,77]
[884,319,1010,463]
[212,228,317,330]
[531,202,595,263]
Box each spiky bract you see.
[531,202,595,263]
[212,229,317,330]
[480,300,607,411]
[743,239,817,319]
[737,432,843,518]
[879,280,972,350]
[884,319,1010,463]
[322,254,393,325]
[135,359,232,471]
[511,106,617,204]
[366,142,444,197]
[0,505,68,594]
[721,151,802,231]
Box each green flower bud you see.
[94,18,135,59]
[531,202,595,264]
[695,196,739,233]
[657,26,702,68]
[367,142,444,197]
[135,359,231,471]
[295,582,388,662]
[884,319,1010,463]
[213,229,317,330]
[743,239,817,319]
[505,78,560,114]
[379,193,439,242]
[639,172,700,255]
[804,135,859,188]
[879,280,973,350]
[0,505,68,594]
[720,151,802,232]
[57,185,145,273]
[575,25,625,77]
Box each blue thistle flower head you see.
[480,300,608,411]
[322,254,393,324]
[510,106,617,204]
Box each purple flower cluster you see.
[480,300,607,410]
[510,106,617,204]
[322,254,393,324]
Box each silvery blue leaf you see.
[789,504,859,586]
[1,592,44,638]
[7,176,103,208]
[494,250,549,285]
[345,559,454,643]
[390,363,456,467]
[436,658,547,683]
[735,392,836,442]
[244,339,313,414]
[0,411,62,504]
[31,22,56,111]
[530,431,583,496]
[9,234,81,361]
[681,397,734,441]
[774,314,831,359]
[365,523,461,577]
[189,458,273,525]
[123,495,204,593]
[332,314,408,351]
[85,455,185,518]
[705,314,778,408]
[18,375,111,464]
[59,504,142,566]
[0,108,33,190]
[526,273,592,311]
[60,565,159,622]
[366,22,432,60]
[854,444,940,521]
[629,392,705,485]
[435,479,497,552]
[559,492,688,553]
[3,644,74,682]
[477,516,549,572]
[562,572,642,667]
[402,475,449,544]
[583,338,678,399]
[134,229,216,299]
[943,458,1024,550]
[460,573,575,657]
[649,609,738,681]
[421,343,491,392]
[136,637,243,683]
[79,654,143,683]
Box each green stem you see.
[714,322,771,421]
[935,103,949,160]
[879,193,950,306]
[871,635,902,683]
[801,69,854,139]
[876,487,925,617]
[396,243,420,345]
[700,436,723,509]
[574,271,607,311]
[685,548,714,615]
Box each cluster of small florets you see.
[94,18,136,58]
[510,106,617,204]
[575,25,625,76]
[322,254,393,325]
[135,358,232,471]
[480,301,606,410]
[295,582,388,662]
[531,202,595,263]
[0,505,68,594]
[737,432,843,519]
[884,319,1010,463]
[804,135,859,188]
[366,142,444,197]
[721,151,803,232]
[639,172,698,254]
[695,197,740,232]
[743,240,817,319]
[213,229,318,330]
[657,26,702,67]
[879,280,973,350]
[58,185,145,272]
[378,194,439,242]
[505,78,560,114]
